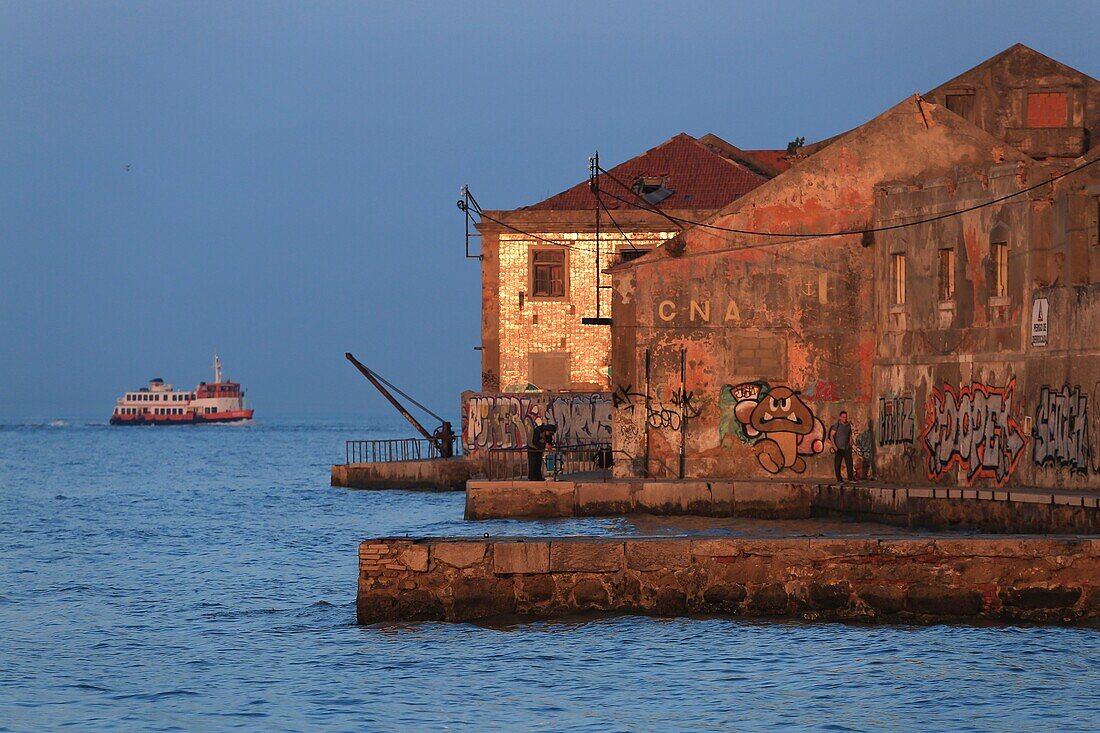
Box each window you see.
[992,239,1009,298]
[1027,91,1068,128]
[1094,196,1100,246]
[633,176,674,206]
[891,253,906,305]
[938,248,956,302]
[945,92,975,122]
[531,250,566,298]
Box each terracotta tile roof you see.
[523,133,769,211]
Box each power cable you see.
[598,153,1100,239]
[363,365,446,424]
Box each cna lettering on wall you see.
[879,396,915,445]
[921,380,1026,487]
[1032,385,1091,474]
[462,393,611,452]
[719,381,825,474]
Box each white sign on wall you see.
[1031,298,1049,348]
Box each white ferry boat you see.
[110,355,254,426]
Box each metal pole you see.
[644,348,651,478]
[590,152,601,318]
[679,348,686,479]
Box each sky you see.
[1,1,1097,420]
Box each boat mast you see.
[213,353,223,384]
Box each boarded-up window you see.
[938,248,956,302]
[892,253,906,305]
[1027,92,1069,128]
[529,352,571,390]
[726,332,786,380]
[945,93,975,122]
[531,250,566,298]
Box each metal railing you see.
[485,443,622,481]
[345,436,463,465]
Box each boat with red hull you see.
[110,355,254,426]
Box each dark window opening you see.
[633,176,674,206]
[938,248,956,302]
[945,93,975,122]
[531,250,566,298]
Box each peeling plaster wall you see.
[924,44,1100,160]
[610,99,1030,481]
[874,156,1100,490]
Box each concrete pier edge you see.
[464,478,1100,534]
[357,535,1100,626]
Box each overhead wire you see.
[598,152,1100,240]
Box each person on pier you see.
[527,424,557,481]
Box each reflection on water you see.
[1,419,1098,732]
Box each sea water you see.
[1,418,1098,732]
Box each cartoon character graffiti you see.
[719,381,825,474]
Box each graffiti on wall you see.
[920,380,1026,486]
[462,393,611,451]
[878,396,915,445]
[612,383,702,432]
[1032,384,1091,474]
[719,381,825,474]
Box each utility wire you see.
[363,365,446,424]
[595,194,639,250]
[463,189,598,253]
[599,153,1100,239]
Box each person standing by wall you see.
[527,424,557,481]
[828,411,855,482]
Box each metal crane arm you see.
[345,352,435,443]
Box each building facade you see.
[476,133,778,393]
[606,45,1100,491]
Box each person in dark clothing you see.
[434,421,455,458]
[527,424,557,481]
[829,411,855,482]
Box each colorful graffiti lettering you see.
[1032,385,1091,474]
[719,381,825,474]
[920,380,1026,487]
[462,393,611,452]
[878,396,915,445]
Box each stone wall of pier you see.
[357,536,1100,625]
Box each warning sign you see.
[1031,298,1049,348]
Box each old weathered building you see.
[873,148,1100,490]
[476,133,777,393]
[606,45,1100,491]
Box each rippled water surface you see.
[2,419,1098,732]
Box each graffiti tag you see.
[878,396,915,446]
[1032,385,1091,474]
[921,380,1026,486]
[462,393,611,452]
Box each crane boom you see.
[344,352,437,444]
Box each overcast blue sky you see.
[1,1,1097,420]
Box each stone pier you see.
[465,479,811,520]
[332,457,476,491]
[357,536,1100,625]
[465,478,1100,534]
